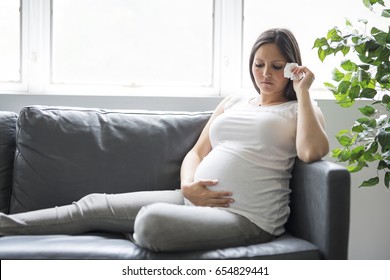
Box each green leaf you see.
[359,176,379,187]
[337,135,353,147]
[358,54,374,64]
[350,146,365,161]
[355,43,367,55]
[366,141,378,153]
[358,64,370,71]
[360,88,377,98]
[366,39,381,52]
[326,29,335,40]
[327,28,340,40]
[344,72,353,83]
[378,129,390,152]
[317,48,326,62]
[382,9,390,18]
[382,94,390,104]
[356,117,370,124]
[377,63,390,85]
[352,124,365,132]
[347,164,365,173]
[358,105,376,116]
[378,160,388,170]
[338,149,352,161]
[331,148,342,158]
[385,172,390,188]
[335,130,353,147]
[336,97,355,108]
[332,68,345,82]
[313,37,328,48]
[336,129,351,136]
[358,69,371,85]
[349,85,361,100]
[317,47,334,62]
[364,152,380,162]
[338,81,351,94]
[367,119,377,128]
[324,82,337,93]
[356,117,376,128]
[341,46,351,56]
[345,18,353,26]
[371,27,387,44]
[375,46,390,62]
[362,0,373,10]
[341,60,358,71]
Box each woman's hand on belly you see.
[181,179,234,207]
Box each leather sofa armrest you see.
[287,159,351,259]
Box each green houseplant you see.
[313,0,390,188]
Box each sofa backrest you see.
[10,106,211,214]
[0,111,18,214]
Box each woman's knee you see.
[77,193,105,203]
[133,203,180,252]
[73,193,109,216]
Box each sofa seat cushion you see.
[146,233,320,260]
[0,233,319,260]
[0,233,146,260]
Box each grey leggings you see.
[0,191,274,252]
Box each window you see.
[51,0,213,88]
[0,1,20,83]
[0,0,387,97]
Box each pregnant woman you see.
[0,28,329,252]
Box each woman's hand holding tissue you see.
[284,63,315,97]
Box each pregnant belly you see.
[192,148,292,236]
[194,150,269,217]
[193,148,268,207]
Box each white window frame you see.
[0,0,25,92]
[27,0,51,94]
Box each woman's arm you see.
[180,96,235,207]
[292,66,330,163]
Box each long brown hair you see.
[249,28,302,100]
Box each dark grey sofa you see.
[0,105,350,259]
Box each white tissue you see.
[284,62,303,80]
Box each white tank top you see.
[188,96,299,236]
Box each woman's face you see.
[251,43,289,98]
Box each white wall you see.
[0,93,389,260]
